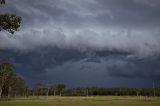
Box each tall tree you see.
[5,72,25,99]
[0,62,25,99]
[0,62,14,99]
[50,85,57,96]
[34,83,44,96]
[57,84,66,96]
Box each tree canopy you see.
[0,14,22,34]
[0,0,5,4]
[0,62,25,99]
[0,0,22,34]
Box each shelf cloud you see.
[1,0,160,87]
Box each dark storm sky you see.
[1,0,160,87]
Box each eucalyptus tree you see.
[50,85,57,96]
[0,62,14,99]
[34,83,44,96]
[0,62,25,99]
[0,0,22,34]
[6,73,25,98]
[57,84,66,96]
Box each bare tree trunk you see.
[33,91,35,96]
[8,86,12,99]
[60,91,61,96]
[0,68,11,99]
[153,81,156,97]
[25,89,27,98]
[54,90,56,96]
[46,87,49,97]
[14,91,17,98]
[137,91,139,97]
[0,87,2,99]
[41,89,43,96]
[86,89,88,97]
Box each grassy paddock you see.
[0,96,160,106]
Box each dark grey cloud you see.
[1,48,160,87]
[97,0,160,27]
[1,0,160,57]
[1,0,160,28]
[1,0,160,87]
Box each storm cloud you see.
[1,0,160,87]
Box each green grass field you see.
[0,96,160,106]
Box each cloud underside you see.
[0,0,160,58]
[1,48,160,87]
[1,0,160,87]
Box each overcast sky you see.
[1,0,160,87]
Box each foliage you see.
[0,0,22,34]
[0,14,22,34]
[0,0,5,4]
[57,84,66,91]
[0,62,25,99]
[64,87,160,96]
[34,83,44,96]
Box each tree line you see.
[64,87,160,96]
[1,61,160,100]
[22,86,160,97]
[0,61,66,99]
[1,0,160,99]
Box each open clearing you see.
[0,96,160,106]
